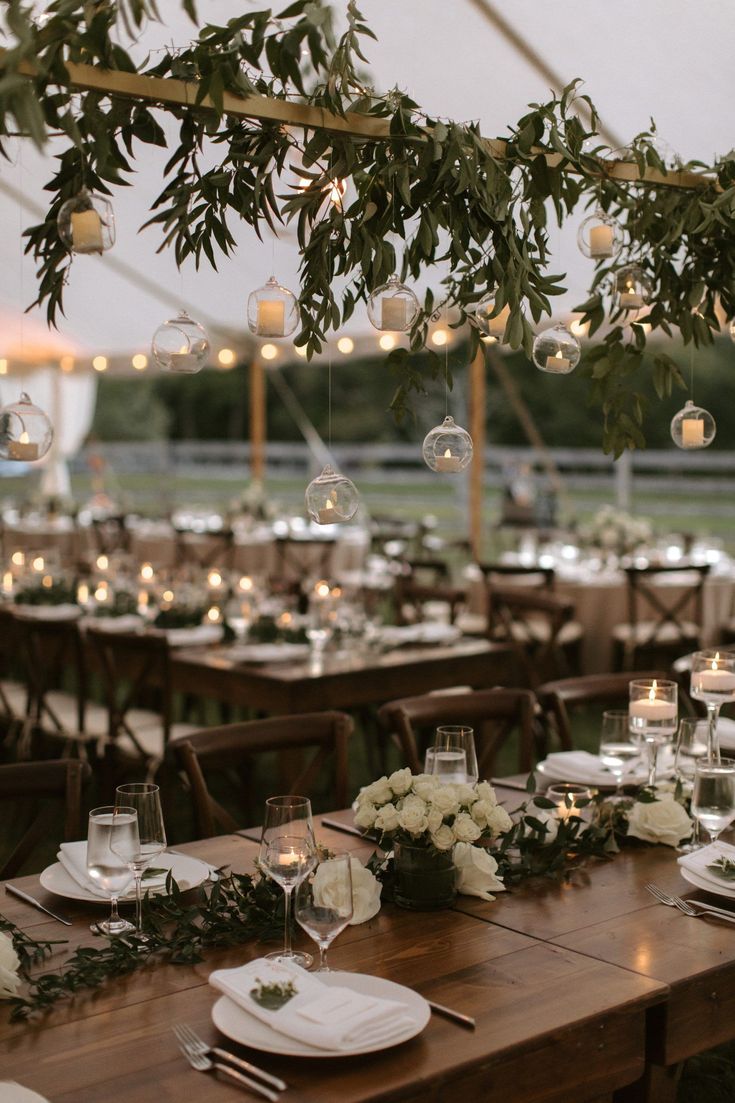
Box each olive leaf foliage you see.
[1,0,734,453]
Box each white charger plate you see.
[212,972,430,1058]
[39,851,210,904]
[678,863,735,900]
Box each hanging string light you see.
[532,324,581,374]
[671,344,716,449]
[367,274,419,333]
[57,188,115,255]
[473,292,510,342]
[247,276,299,338]
[577,208,623,260]
[151,310,210,373]
[0,392,54,461]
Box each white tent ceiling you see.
[0,0,732,370]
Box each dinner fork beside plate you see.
[172,1023,283,1099]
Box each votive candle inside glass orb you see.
[532,324,581,374]
[367,275,419,333]
[614,264,653,312]
[422,416,473,473]
[151,311,210,373]
[247,277,299,338]
[670,400,716,450]
[474,293,511,341]
[57,189,115,255]
[577,208,623,260]
[305,465,359,525]
[0,392,53,461]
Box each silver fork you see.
[173,1022,286,1092]
[645,882,735,923]
[172,1026,281,1100]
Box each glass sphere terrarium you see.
[614,264,653,312]
[422,416,473,473]
[532,324,581,374]
[474,292,511,341]
[577,208,623,260]
[305,465,360,524]
[0,393,53,461]
[151,311,210,373]
[367,275,420,333]
[670,400,716,450]
[247,277,299,338]
[57,189,115,255]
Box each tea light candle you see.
[138,589,149,610]
[169,352,200,371]
[314,580,331,599]
[435,449,461,472]
[381,296,407,331]
[77,581,90,605]
[682,418,704,448]
[2,571,13,595]
[32,556,44,572]
[257,299,285,337]
[206,605,222,623]
[8,432,39,461]
[140,563,154,582]
[693,658,735,693]
[277,611,294,629]
[70,208,104,252]
[318,499,337,524]
[207,569,223,589]
[11,551,25,569]
[629,696,677,721]
[238,575,254,593]
[546,350,570,371]
[589,223,614,258]
[620,290,643,309]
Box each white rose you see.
[470,798,496,828]
[528,809,559,844]
[431,824,456,851]
[398,800,429,836]
[486,804,513,837]
[354,802,378,830]
[453,783,477,807]
[454,842,505,901]
[360,777,393,806]
[474,781,498,804]
[627,794,693,847]
[387,768,413,797]
[313,857,382,925]
[426,807,444,835]
[430,786,460,818]
[0,931,20,999]
[413,775,440,801]
[374,802,400,834]
[452,812,482,843]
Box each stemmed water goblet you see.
[675,717,709,852]
[295,853,353,972]
[428,725,479,785]
[628,679,678,788]
[86,805,137,936]
[691,757,735,846]
[598,709,639,794]
[690,650,735,762]
[259,795,318,967]
[112,783,167,937]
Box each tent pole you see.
[249,358,266,482]
[469,347,486,561]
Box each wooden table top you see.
[1,823,665,1103]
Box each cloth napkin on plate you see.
[209,958,415,1053]
[58,841,168,898]
[164,624,223,648]
[539,751,649,787]
[677,840,735,895]
[0,1083,51,1103]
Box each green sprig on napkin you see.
[706,856,735,881]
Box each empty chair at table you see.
[271,535,336,587]
[175,526,236,570]
[537,670,669,753]
[0,606,28,748]
[611,563,710,672]
[0,758,90,877]
[459,561,559,636]
[485,585,583,687]
[377,687,537,777]
[91,514,131,558]
[175,711,353,838]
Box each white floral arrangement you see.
[578,505,653,557]
[313,856,382,925]
[0,931,21,999]
[596,784,693,849]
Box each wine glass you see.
[691,757,735,845]
[295,853,353,972]
[431,725,479,784]
[675,717,709,783]
[628,679,678,787]
[259,796,317,967]
[86,806,137,936]
[598,709,639,794]
[113,783,167,937]
[690,650,735,762]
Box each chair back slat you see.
[537,670,669,750]
[0,759,90,878]
[486,585,575,687]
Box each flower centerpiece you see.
[354,769,511,910]
[0,931,21,999]
[578,505,653,560]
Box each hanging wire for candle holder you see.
[305,465,360,524]
[247,277,299,338]
[57,188,115,255]
[367,274,419,332]
[0,392,54,461]
[151,311,210,373]
[532,324,581,374]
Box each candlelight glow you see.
[379,334,396,351]
[140,563,154,581]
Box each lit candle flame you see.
[19,431,29,444]
[648,679,657,702]
[712,652,720,671]
[443,448,452,458]
[555,350,563,360]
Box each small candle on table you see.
[77,581,90,605]
[2,571,13,595]
[8,432,39,461]
[682,418,704,448]
[381,296,407,331]
[257,299,286,337]
[435,448,461,472]
[589,224,614,258]
[70,208,104,252]
[693,655,735,694]
[140,563,154,582]
[629,693,677,722]
[138,589,149,610]
[546,350,570,372]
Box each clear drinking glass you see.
[599,709,640,794]
[259,796,317,968]
[295,853,353,972]
[432,725,479,784]
[87,805,137,936]
[691,757,735,845]
[675,717,709,782]
[690,650,735,762]
[628,679,678,787]
[113,783,167,937]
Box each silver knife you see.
[427,1000,476,1029]
[6,884,72,925]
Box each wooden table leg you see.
[613,1062,681,1103]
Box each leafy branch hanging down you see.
[1,0,734,452]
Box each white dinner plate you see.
[678,864,735,900]
[535,759,650,789]
[212,972,430,1058]
[227,643,310,664]
[165,624,224,647]
[39,851,211,904]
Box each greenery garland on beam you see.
[1,0,734,454]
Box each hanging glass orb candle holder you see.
[474,292,511,341]
[577,208,623,260]
[151,311,210,373]
[670,400,716,450]
[305,465,360,524]
[0,392,53,461]
[422,416,473,473]
[57,188,115,255]
[367,274,420,333]
[532,324,581,374]
[247,277,299,338]
[614,264,653,312]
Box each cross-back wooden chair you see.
[394,578,467,626]
[537,670,669,752]
[377,687,537,776]
[272,536,335,586]
[175,527,236,570]
[476,562,556,589]
[0,606,27,747]
[612,564,710,671]
[175,711,353,838]
[91,514,130,556]
[485,586,581,687]
[0,759,91,878]
[400,558,451,585]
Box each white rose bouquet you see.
[595,784,693,849]
[0,931,21,999]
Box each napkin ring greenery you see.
[250,978,297,1010]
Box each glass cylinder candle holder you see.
[629,678,678,787]
[690,650,735,762]
[545,783,594,821]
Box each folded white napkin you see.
[14,604,80,621]
[540,750,650,787]
[165,624,223,647]
[677,840,735,893]
[58,841,167,898]
[0,1083,51,1103]
[86,614,143,634]
[209,959,415,1052]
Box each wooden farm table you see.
[169,637,515,714]
[0,827,664,1103]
